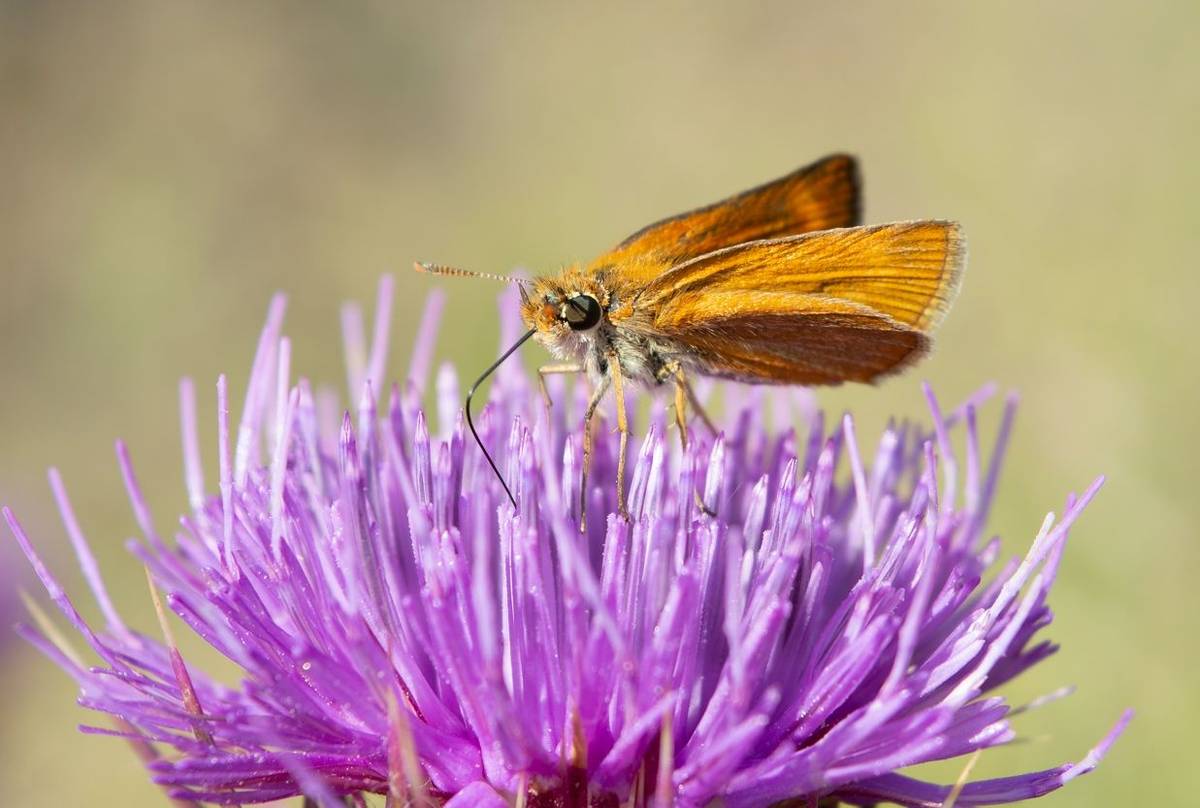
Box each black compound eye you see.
[562,294,602,331]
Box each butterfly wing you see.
[635,221,964,385]
[588,154,860,287]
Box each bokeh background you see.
[1,2,1195,805]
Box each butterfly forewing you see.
[632,221,964,384]
[588,154,861,287]
[644,221,963,327]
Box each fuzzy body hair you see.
[521,267,683,387]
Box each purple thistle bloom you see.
[8,279,1129,807]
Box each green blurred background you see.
[1,1,1195,804]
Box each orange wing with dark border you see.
[637,221,964,385]
[588,154,860,286]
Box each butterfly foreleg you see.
[579,372,612,533]
[537,362,584,409]
[609,351,630,520]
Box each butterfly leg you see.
[660,361,717,447]
[609,352,630,520]
[676,367,717,437]
[673,371,690,448]
[579,373,612,532]
[663,362,717,517]
[537,362,583,409]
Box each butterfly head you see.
[521,272,611,355]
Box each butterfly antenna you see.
[414,261,533,287]
[465,327,538,507]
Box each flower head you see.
[9,279,1128,806]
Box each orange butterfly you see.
[417,154,964,525]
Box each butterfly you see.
[417,154,964,527]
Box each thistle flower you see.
[9,279,1129,807]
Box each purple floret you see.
[8,279,1129,806]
